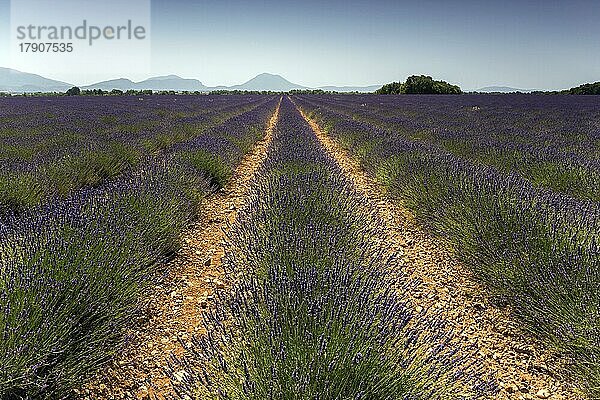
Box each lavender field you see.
[0,94,279,397]
[0,93,598,399]
[294,94,600,396]
[0,95,269,213]
[171,97,494,399]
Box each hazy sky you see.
[1,0,599,90]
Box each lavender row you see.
[0,95,267,215]
[0,95,257,171]
[171,97,495,399]
[0,96,279,398]
[293,94,600,396]
[296,94,600,201]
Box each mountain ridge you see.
[476,86,536,93]
[0,67,72,92]
[229,73,306,91]
[1,67,381,93]
[83,76,208,91]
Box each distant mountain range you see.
[319,85,382,93]
[83,75,209,91]
[230,73,306,91]
[0,68,72,93]
[475,86,536,93]
[0,68,381,93]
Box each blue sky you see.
[1,0,599,89]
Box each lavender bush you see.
[296,94,600,201]
[0,95,267,215]
[0,96,279,397]
[293,94,600,396]
[172,97,494,400]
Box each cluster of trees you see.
[567,82,600,95]
[529,82,600,95]
[65,87,81,96]
[376,75,462,94]
[66,87,166,96]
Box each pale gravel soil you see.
[77,99,281,400]
[293,98,584,400]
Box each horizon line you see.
[0,65,582,92]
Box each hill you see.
[229,73,306,91]
[476,86,534,93]
[0,68,380,93]
[0,68,72,92]
[83,76,208,91]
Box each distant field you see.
[0,95,270,213]
[0,94,598,398]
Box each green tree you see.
[66,86,81,96]
[375,82,404,94]
[569,82,600,95]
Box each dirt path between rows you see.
[77,98,281,400]
[293,98,583,400]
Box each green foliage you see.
[0,173,43,213]
[177,150,232,189]
[375,81,404,94]
[65,87,81,96]
[288,89,331,94]
[0,144,36,162]
[82,89,107,96]
[209,90,282,95]
[0,144,143,212]
[45,144,141,197]
[569,82,600,95]
[142,131,187,153]
[442,141,600,201]
[376,75,462,95]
